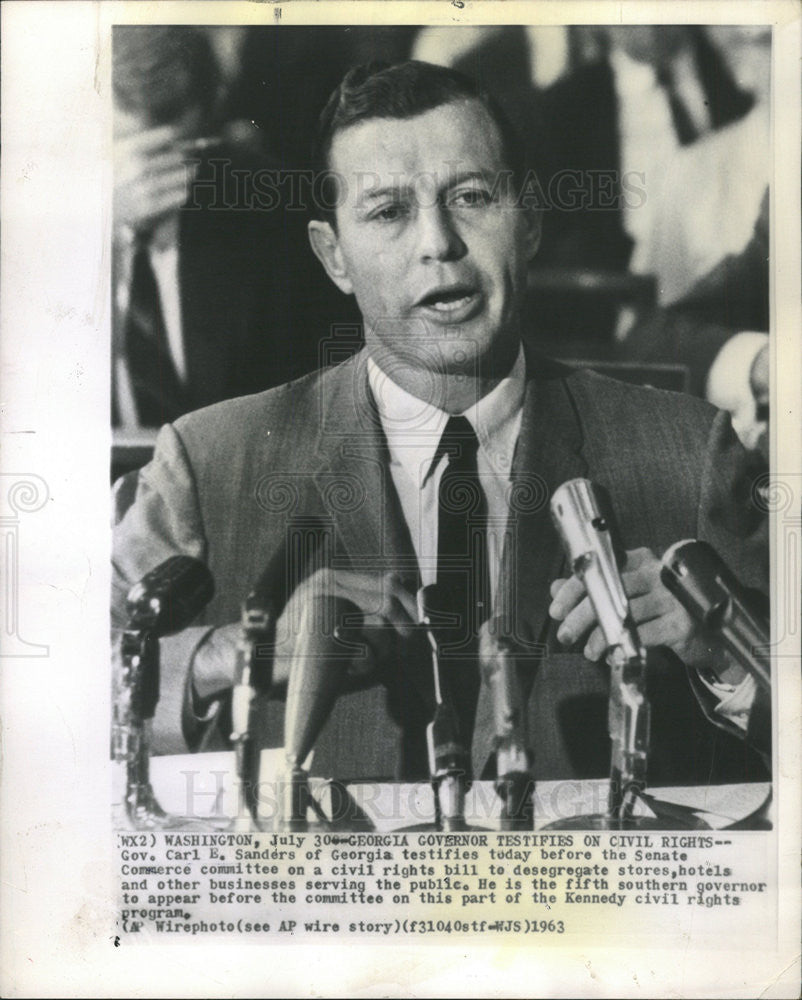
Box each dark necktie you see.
[656,63,699,146]
[124,239,187,426]
[431,415,490,750]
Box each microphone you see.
[418,585,469,832]
[122,555,215,720]
[125,554,215,638]
[661,540,770,691]
[479,622,532,829]
[231,571,279,825]
[282,593,364,829]
[115,556,215,829]
[550,479,650,819]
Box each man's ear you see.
[308,220,353,295]
[522,206,542,261]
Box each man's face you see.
[313,99,539,378]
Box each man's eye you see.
[372,204,406,222]
[451,188,492,207]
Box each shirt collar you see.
[367,344,526,486]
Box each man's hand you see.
[114,123,199,235]
[549,546,730,671]
[272,568,418,686]
[188,570,418,705]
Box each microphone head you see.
[125,555,214,636]
[283,594,365,770]
[661,539,735,628]
[550,478,631,649]
[550,478,625,571]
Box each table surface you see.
[113,751,772,832]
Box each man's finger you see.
[621,565,662,601]
[628,590,674,627]
[115,123,181,154]
[548,573,586,621]
[622,546,652,570]
[637,610,692,653]
[555,594,597,646]
[583,625,607,662]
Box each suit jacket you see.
[112,344,770,786]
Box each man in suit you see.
[113,61,769,789]
[112,25,358,428]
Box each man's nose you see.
[415,204,466,262]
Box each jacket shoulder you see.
[564,365,719,431]
[170,360,349,458]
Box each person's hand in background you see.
[706,331,769,456]
[113,122,204,237]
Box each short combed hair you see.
[312,60,526,223]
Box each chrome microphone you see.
[661,540,770,691]
[479,621,533,829]
[115,555,215,828]
[550,479,649,820]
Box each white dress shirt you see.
[367,345,526,609]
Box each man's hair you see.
[312,60,526,225]
[113,26,220,127]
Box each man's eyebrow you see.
[357,184,408,205]
[356,169,497,205]
[444,169,496,188]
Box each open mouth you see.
[416,285,481,313]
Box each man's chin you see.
[367,315,518,377]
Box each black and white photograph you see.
[112,22,772,828]
[2,3,800,997]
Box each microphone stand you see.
[604,619,650,821]
[547,480,663,829]
[479,622,533,830]
[419,587,469,832]
[112,556,223,830]
[114,628,170,828]
[230,594,276,830]
[115,625,228,829]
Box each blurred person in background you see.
[532,25,756,342]
[619,27,771,453]
[622,187,770,459]
[632,26,770,308]
[112,25,355,430]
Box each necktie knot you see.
[437,414,479,466]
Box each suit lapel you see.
[506,351,588,647]
[312,351,435,765]
[473,350,589,776]
[313,349,420,583]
